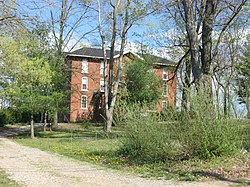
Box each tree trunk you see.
[181,51,191,112]
[223,88,228,117]
[30,114,35,139]
[105,110,113,132]
[98,0,131,132]
[53,109,58,129]
[43,111,47,132]
[199,0,216,96]
[182,0,201,82]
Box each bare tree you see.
[181,0,247,95]
[97,0,159,132]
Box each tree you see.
[236,34,250,118]
[152,0,248,115]
[97,0,159,132]
[125,57,161,104]
[22,0,96,127]
[0,31,53,138]
[48,0,95,127]
[180,0,247,94]
[0,0,16,24]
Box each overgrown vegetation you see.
[119,95,245,162]
[0,169,19,187]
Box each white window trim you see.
[100,61,104,75]
[163,67,168,80]
[82,59,88,73]
[81,95,87,109]
[82,77,88,91]
[100,78,105,92]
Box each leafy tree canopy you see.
[125,57,161,105]
[0,30,53,114]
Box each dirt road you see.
[0,137,237,187]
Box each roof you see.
[139,54,176,66]
[67,47,120,59]
[67,47,176,66]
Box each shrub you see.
[0,109,15,126]
[119,115,183,163]
[0,109,30,126]
[242,120,250,151]
[119,94,244,163]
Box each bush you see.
[0,109,15,126]
[119,94,244,163]
[242,120,250,151]
[119,115,183,163]
[0,109,30,126]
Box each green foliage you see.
[0,169,20,187]
[119,94,243,163]
[236,34,250,116]
[0,108,30,126]
[0,30,53,117]
[242,121,250,151]
[0,109,13,126]
[124,57,161,104]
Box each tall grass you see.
[118,94,244,163]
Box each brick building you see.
[66,47,177,122]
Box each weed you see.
[0,169,20,187]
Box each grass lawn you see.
[0,169,20,187]
[15,123,250,183]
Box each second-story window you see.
[100,61,104,75]
[100,78,104,92]
[163,67,168,80]
[82,77,88,91]
[82,59,88,73]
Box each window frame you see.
[82,59,88,73]
[82,77,88,91]
[81,95,87,109]
[100,78,105,92]
[163,67,168,80]
[100,61,104,75]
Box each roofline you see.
[66,50,177,66]
[66,54,111,59]
[66,51,133,60]
[154,63,177,67]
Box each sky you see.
[17,0,166,54]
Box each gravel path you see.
[0,138,236,187]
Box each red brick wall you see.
[154,67,176,111]
[70,57,103,122]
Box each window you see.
[163,67,168,80]
[162,101,167,110]
[82,59,88,73]
[163,83,167,96]
[82,77,88,91]
[81,95,87,109]
[100,78,105,92]
[100,61,104,74]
